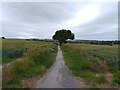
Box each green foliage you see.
[52,29,74,45]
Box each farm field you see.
[2,39,57,88]
[62,44,119,87]
[2,39,55,64]
[0,39,1,89]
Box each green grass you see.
[2,39,53,64]
[113,71,120,85]
[2,39,57,88]
[95,74,106,84]
[62,44,119,87]
[62,46,99,86]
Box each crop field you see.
[2,39,57,88]
[0,39,1,89]
[62,44,119,87]
[2,39,119,88]
[2,39,55,64]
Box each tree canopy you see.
[2,37,5,39]
[52,29,75,45]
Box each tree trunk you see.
[59,42,62,45]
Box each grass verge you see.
[62,45,119,87]
[2,45,57,88]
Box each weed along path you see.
[35,46,79,88]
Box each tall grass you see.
[2,48,28,64]
[113,71,120,84]
[63,44,118,73]
[62,44,119,87]
[2,39,57,88]
[2,39,53,64]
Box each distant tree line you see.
[25,38,120,45]
[69,40,120,45]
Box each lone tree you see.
[2,37,5,39]
[52,29,75,45]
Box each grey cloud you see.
[2,2,81,39]
[2,2,80,23]
[73,2,118,40]
[2,2,118,40]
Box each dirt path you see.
[35,46,79,88]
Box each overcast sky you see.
[1,1,118,40]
